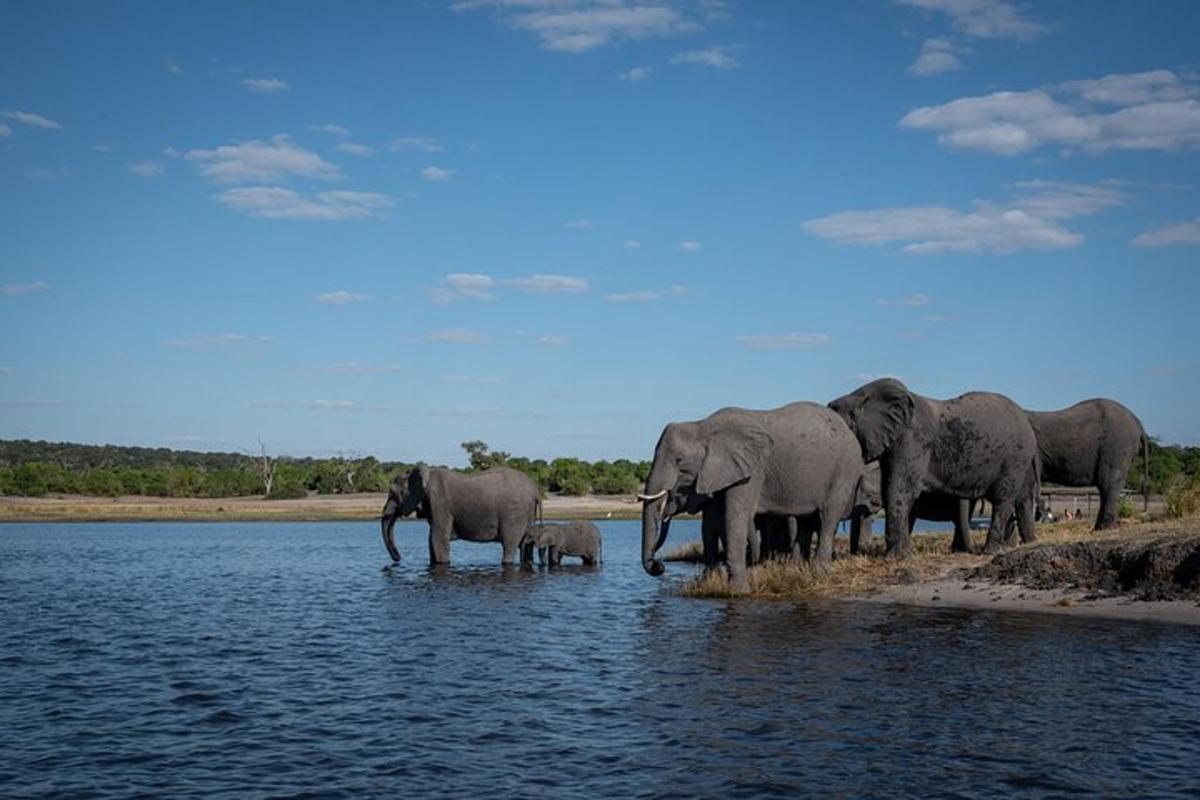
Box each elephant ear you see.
[857,381,915,462]
[402,464,431,515]
[695,422,772,496]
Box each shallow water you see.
[1,521,1198,799]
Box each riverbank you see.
[0,492,645,522]
[675,518,1200,625]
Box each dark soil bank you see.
[977,529,1200,601]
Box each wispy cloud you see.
[321,363,405,375]
[0,124,10,138]
[2,281,50,297]
[620,66,652,81]
[315,290,370,305]
[127,160,163,177]
[440,374,503,385]
[900,70,1200,155]
[337,142,375,157]
[390,135,443,152]
[509,274,590,293]
[678,240,703,252]
[186,135,340,183]
[537,335,569,347]
[426,328,486,344]
[1133,217,1200,248]
[876,293,932,307]
[908,38,967,76]
[25,167,69,179]
[605,284,687,303]
[311,123,351,137]
[1,110,63,129]
[431,272,496,304]
[164,333,275,349]
[736,332,832,350]
[803,181,1123,254]
[564,218,594,229]
[897,0,1047,41]
[217,187,394,220]
[623,239,642,249]
[671,45,740,69]
[421,166,455,181]
[241,77,290,94]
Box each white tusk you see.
[637,489,668,502]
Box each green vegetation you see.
[459,442,649,496]
[1127,439,1200,495]
[1165,473,1200,519]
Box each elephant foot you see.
[728,574,751,595]
[951,542,976,555]
[1094,519,1119,532]
[884,546,911,561]
[981,540,1007,555]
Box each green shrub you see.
[1165,474,1200,519]
[1117,496,1137,520]
[268,475,308,499]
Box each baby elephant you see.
[522,521,603,566]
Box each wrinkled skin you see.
[849,463,981,554]
[380,465,540,565]
[522,521,602,566]
[829,379,1040,558]
[641,402,864,592]
[1025,399,1148,531]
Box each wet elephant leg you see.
[428,521,452,565]
[951,498,974,554]
[723,487,754,594]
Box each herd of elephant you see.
[380,378,1148,594]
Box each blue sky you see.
[1,0,1198,464]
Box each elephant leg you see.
[785,517,800,562]
[549,546,562,566]
[723,489,754,594]
[747,522,761,566]
[701,499,723,571]
[813,508,839,568]
[951,498,974,554]
[1094,475,1121,530]
[983,499,1016,554]
[1016,496,1038,544]
[797,517,816,561]
[428,522,452,565]
[849,511,872,556]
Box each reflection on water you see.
[1,521,1197,798]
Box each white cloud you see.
[164,333,274,349]
[127,160,163,177]
[311,123,351,137]
[241,77,290,94]
[166,61,182,76]
[620,66,652,81]
[564,218,594,229]
[0,124,11,137]
[321,363,405,374]
[803,181,1121,255]
[671,45,739,69]
[390,136,443,152]
[421,166,455,181]
[315,290,370,306]
[537,335,569,347]
[509,274,590,293]
[2,281,50,297]
[900,71,1200,155]
[897,0,1046,41]
[217,187,394,220]
[431,272,496,303]
[876,293,933,307]
[426,328,486,344]
[605,284,687,303]
[186,135,341,183]
[678,240,703,251]
[337,142,375,157]
[1133,218,1200,248]
[453,1,707,53]
[1,110,63,129]
[736,332,832,350]
[908,38,966,76]
[623,239,641,249]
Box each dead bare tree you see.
[257,438,278,497]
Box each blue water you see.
[1,521,1198,798]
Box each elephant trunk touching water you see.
[380,496,402,562]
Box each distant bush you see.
[1165,474,1200,519]
[1117,496,1137,520]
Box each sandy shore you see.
[0,492,646,522]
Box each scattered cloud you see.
[166,60,182,76]
[2,281,50,297]
[315,290,370,305]
[620,66,652,81]
[164,333,274,349]
[426,328,486,344]
[1133,217,1200,247]
[241,77,290,94]
[671,45,740,69]
[876,293,932,307]
[908,38,967,76]
[509,274,590,293]
[216,187,394,220]
[736,332,832,350]
[452,0,709,53]
[421,166,455,181]
[311,123,351,137]
[429,406,508,418]
[127,160,163,177]
[337,142,375,157]
[900,70,1200,155]
[0,124,10,138]
[564,218,594,229]
[537,335,569,347]
[390,135,443,152]
[623,239,642,249]
[1,110,63,129]
[431,272,496,303]
[605,284,687,303]
[678,240,703,252]
[803,181,1123,254]
[897,0,1047,41]
[186,134,341,183]
[439,374,503,385]
[321,363,404,375]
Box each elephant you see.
[639,402,865,592]
[1024,399,1149,531]
[849,463,980,554]
[828,378,1040,558]
[521,521,602,566]
[380,465,541,565]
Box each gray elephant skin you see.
[847,463,979,554]
[1025,399,1148,531]
[829,378,1040,557]
[640,402,864,591]
[523,521,602,566]
[380,465,541,565]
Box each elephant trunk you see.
[640,490,670,576]
[381,497,401,563]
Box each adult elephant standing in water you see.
[380,465,541,565]
[829,378,1040,558]
[639,402,864,592]
[1024,399,1149,531]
